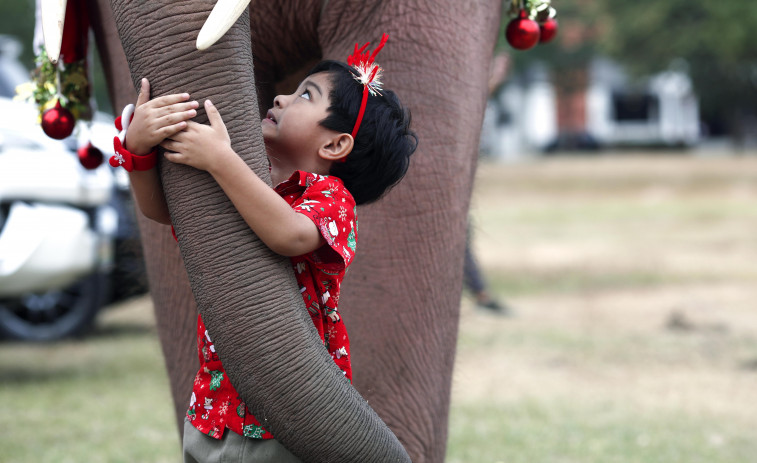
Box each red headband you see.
[347,33,388,138]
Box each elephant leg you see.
[317,2,503,461]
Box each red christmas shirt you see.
[186,170,357,440]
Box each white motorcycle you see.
[0,96,129,341]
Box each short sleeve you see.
[292,176,357,271]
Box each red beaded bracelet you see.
[110,137,158,172]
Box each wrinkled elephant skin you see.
[88,0,502,461]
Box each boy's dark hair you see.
[307,60,417,205]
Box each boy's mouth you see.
[265,110,277,124]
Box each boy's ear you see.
[319,133,354,163]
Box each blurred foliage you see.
[0,0,35,67]
[499,0,757,136]
[599,0,757,135]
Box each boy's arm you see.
[128,169,172,225]
[208,151,325,257]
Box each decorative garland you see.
[16,46,92,124]
[13,0,106,170]
[15,0,93,147]
[505,0,559,50]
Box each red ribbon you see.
[60,0,89,64]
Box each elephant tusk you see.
[40,0,67,63]
[196,0,251,51]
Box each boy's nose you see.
[273,93,291,108]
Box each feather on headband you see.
[347,33,388,138]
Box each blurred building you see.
[481,58,700,160]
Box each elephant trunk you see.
[109,1,409,461]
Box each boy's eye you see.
[300,90,311,100]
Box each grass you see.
[448,400,756,463]
[0,305,180,462]
[448,152,757,462]
[2,152,757,462]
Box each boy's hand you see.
[124,78,199,155]
[161,100,234,173]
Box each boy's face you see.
[262,72,337,168]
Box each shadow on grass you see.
[739,358,757,371]
[87,322,156,339]
[0,365,80,385]
[0,322,155,344]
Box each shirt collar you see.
[274,170,323,194]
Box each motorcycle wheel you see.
[0,273,107,341]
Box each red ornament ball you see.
[539,18,558,44]
[77,142,104,170]
[41,100,76,140]
[506,10,541,51]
